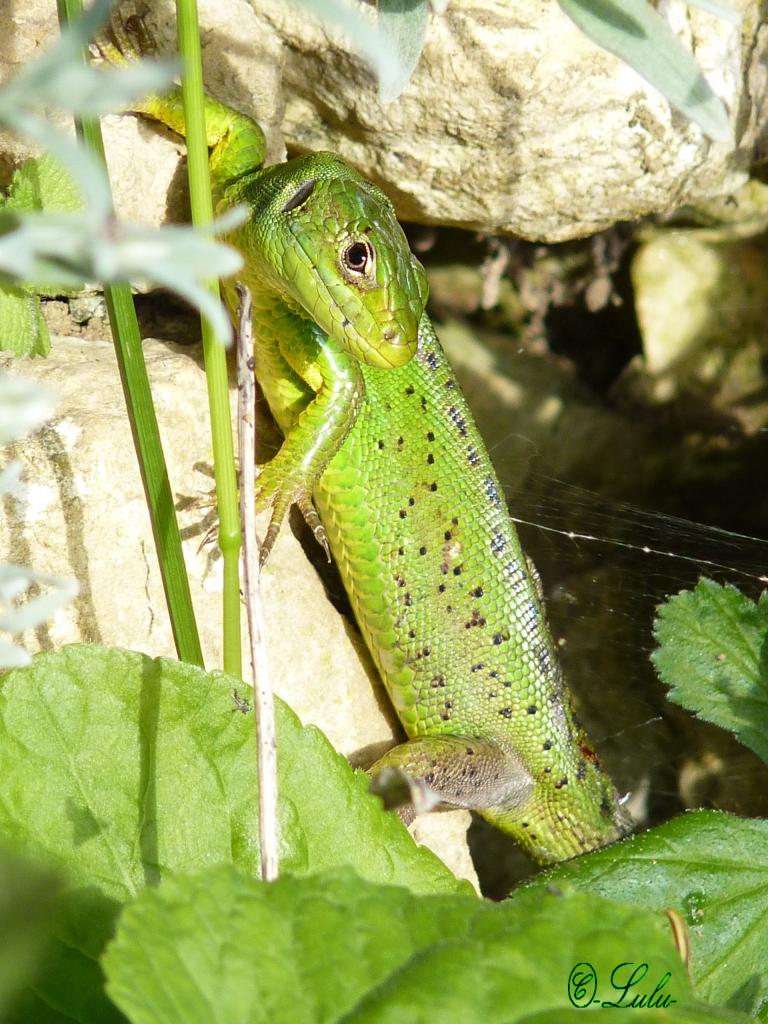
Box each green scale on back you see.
[122,42,631,862]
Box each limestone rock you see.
[266,0,764,241]
[2,0,765,240]
[629,180,768,430]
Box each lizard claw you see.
[297,494,331,562]
[258,510,284,569]
[256,465,327,567]
[256,479,294,567]
[257,488,327,568]
[91,4,149,68]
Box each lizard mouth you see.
[358,322,419,368]
[344,323,418,369]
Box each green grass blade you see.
[56,0,204,668]
[176,0,242,678]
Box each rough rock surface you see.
[1,336,479,888]
[629,180,768,430]
[267,0,765,240]
[1,0,765,240]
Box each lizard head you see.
[232,153,428,369]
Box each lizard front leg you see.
[255,328,365,565]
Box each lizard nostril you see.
[382,329,396,341]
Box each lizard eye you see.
[343,240,374,275]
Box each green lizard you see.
[119,43,632,864]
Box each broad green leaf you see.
[557,0,730,141]
[0,109,112,222]
[103,867,474,1024]
[4,153,83,218]
[523,811,768,1019]
[103,867,702,1024]
[652,579,768,765]
[521,1008,750,1024]
[377,0,429,102]
[0,283,50,357]
[0,848,60,1017]
[0,646,466,1021]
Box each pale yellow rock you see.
[0,337,479,889]
[266,0,762,240]
[410,810,476,883]
[634,233,725,378]
[1,0,764,240]
[630,194,768,429]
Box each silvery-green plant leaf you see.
[557,0,731,142]
[11,0,115,80]
[290,0,401,101]
[0,463,23,497]
[686,0,741,24]
[0,640,34,669]
[0,564,79,668]
[0,0,174,218]
[5,57,177,119]
[1,108,113,221]
[0,209,245,345]
[0,373,74,669]
[0,0,237,342]
[0,565,79,634]
[2,50,176,119]
[377,0,430,102]
[0,0,172,117]
[0,373,53,444]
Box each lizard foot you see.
[369,735,533,818]
[256,461,327,567]
[90,3,151,68]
